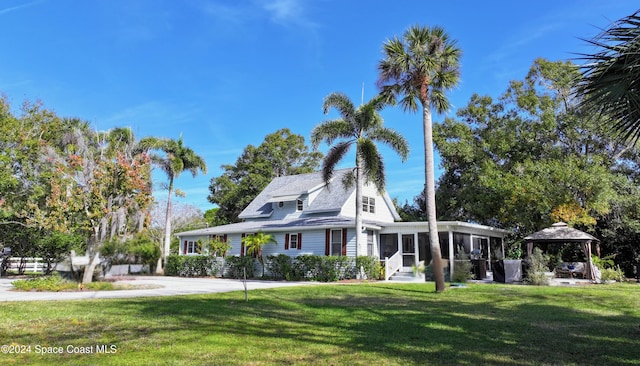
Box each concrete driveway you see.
[0,276,317,302]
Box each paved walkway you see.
[0,276,317,302]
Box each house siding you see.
[339,186,396,223]
[179,229,358,258]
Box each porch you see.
[379,221,510,281]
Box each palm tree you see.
[377,25,461,292]
[311,92,409,256]
[147,136,207,273]
[578,10,640,145]
[244,232,277,277]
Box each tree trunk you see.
[82,252,100,284]
[355,154,365,258]
[423,105,446,292]
[158,177,174,275]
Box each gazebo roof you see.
[524,222,600,243]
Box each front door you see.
[402,234,415,269]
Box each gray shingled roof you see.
[524,222,599,242]
[177,216,384,236]
[239,168,354,218]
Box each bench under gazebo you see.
[524,222,600,280]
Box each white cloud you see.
[260,0,318,28]
[0,0,42,16]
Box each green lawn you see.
[1,282,639,365]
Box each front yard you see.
[1,282,639,365]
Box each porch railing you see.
[384,251,402,280]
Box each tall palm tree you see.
[578,10,640,145]
[377,25,461,292]
[147,135,207,273]
[311,92,409,256]
[244,231,277,277]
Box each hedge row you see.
[165,255,223,277]
[165,254,382,282]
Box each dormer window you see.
[296,199,303,211]
[363,196,375,213]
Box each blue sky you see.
[1,1,637,213]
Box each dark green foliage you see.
[421,58,640,271]
[452,252,474,283]
[263,255,381,282]
[315,256,353,282]
[36,232,84,274]
[578,10,640,144]
[355,256,382,280]
[265,254,297,280]
[208,129,322,223]
[278,255,354,282]
[165,255,222,277]
[225,256,257,279]
[524,248,550,286]
[101,232,161,272]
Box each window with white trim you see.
[296,199,303,211]
[331,229,342,256]
[289,233,298,249]
[363,196,376,213]
[186,241,197,254]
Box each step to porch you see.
[388,272,425,282]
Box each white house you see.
[176,168,510,279]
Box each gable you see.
[239,169,355,219]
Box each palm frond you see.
[377,24,461,112]
[578,10,640,144]
[322,140,353,184]
[323,92,356,121]
[310,119,353,148]
[368,127,410,162]
[358,139,386,191]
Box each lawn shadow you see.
[2,283,639,365]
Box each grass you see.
[0,282,639,365]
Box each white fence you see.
[3,257,47,274]
[1,256,150,276]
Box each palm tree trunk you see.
[355,154,365,258]
[157,177,174,274]
[423,105,446,292]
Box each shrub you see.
[225,256,256,279]
[165,255,184,276]
[12,273,119,291]
[524,247,549,286]
[290,255,356,282]
[102,233,161,273]
[294,255,322,280]
[355,256,382,280]
[265,254,294,280]
[452,253,474,283]
[600,266,625,282]
[164,255,221,277]
[12,273,71,291]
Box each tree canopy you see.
[409,58,640,273]
[208,128,322,223]
[0,96,159,282]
